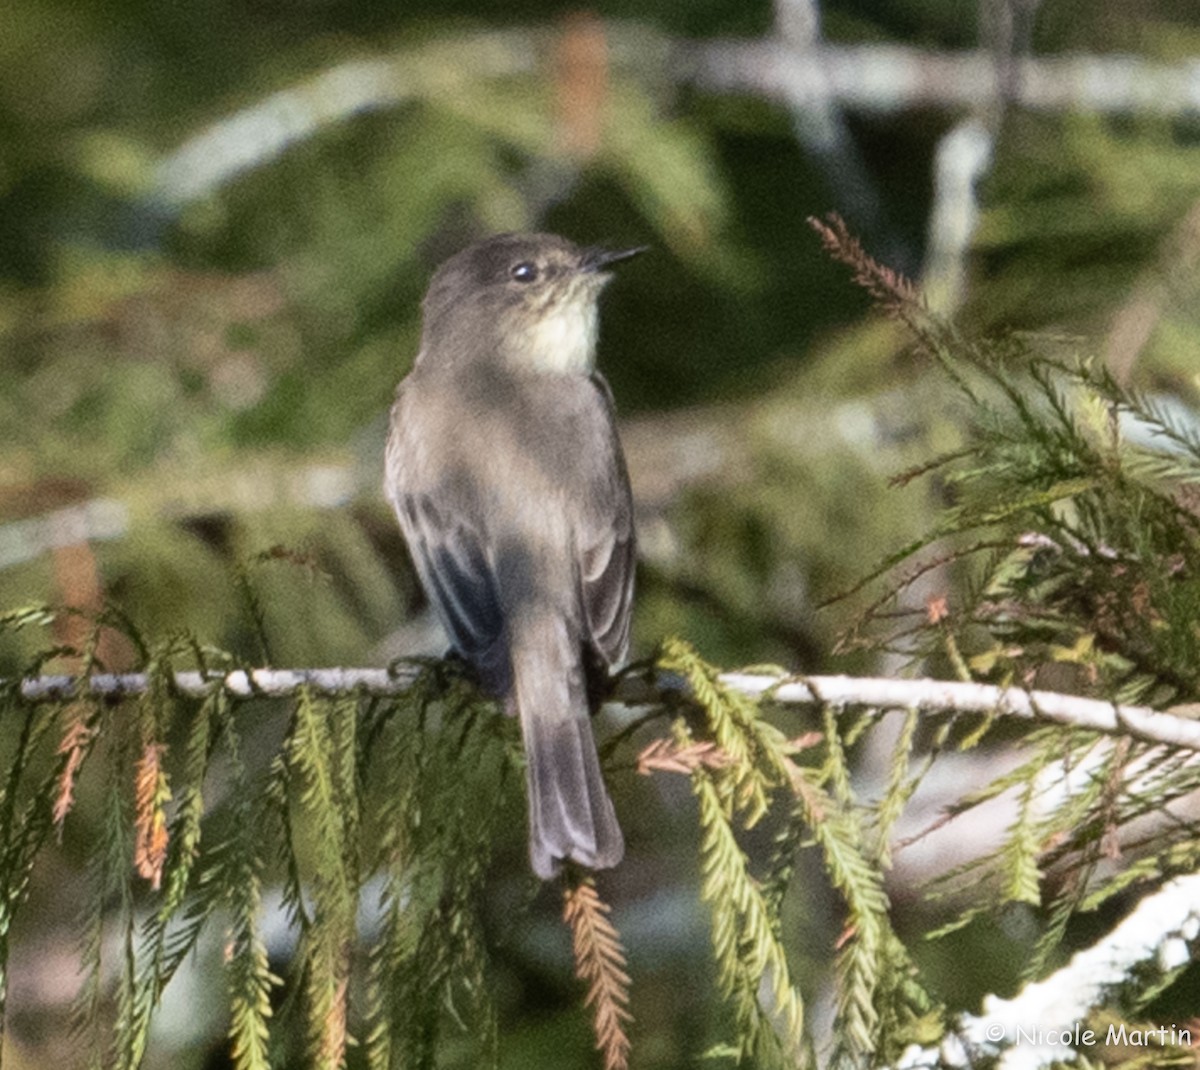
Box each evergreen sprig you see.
[122,691,226,1065]
[659,637,793,822]
[811,211,1200,712]
[656,639,943,1066]
[360,667,508,1070]
[287,688,358,1070]
[657,640,807,1064]
[689,733,807,1067]
[798,708,896,1068]
[221,690,281,1070]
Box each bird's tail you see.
[509,613,624,880]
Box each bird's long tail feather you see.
[510,614,623,879]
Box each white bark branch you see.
[13,668,1200,751]
[154,31,540,205]
[770,0,885,232]
[895,872,1200,1069]
[152,25,1200,206]
[723,673,1200,749]
[15,666,425,701]
[690,38,1200,117]
[921,119,995,314]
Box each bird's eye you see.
[510,261,539,283]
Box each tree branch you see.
[722,673,1200,750]
[12,668,1200,751]
[689,37,1200,118]
[893,872,1200,1068]
[152,24,1200,206]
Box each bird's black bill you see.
[583,244,650,272]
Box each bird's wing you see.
[577,375,636,669]
[580,518,635,669]
[393,489,510,694]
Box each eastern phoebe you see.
[385,232,643,879]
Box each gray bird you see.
[384,232,643,879]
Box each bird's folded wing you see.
[579,524,635,669]
[576,375,637,669]
[398,492,510,693]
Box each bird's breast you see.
[511,298,599,376]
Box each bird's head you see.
[418,232,646,376]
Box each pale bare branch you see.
[13,667,1200,751]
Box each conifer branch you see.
[724,674,1200,751]
[691,744,808,1066]
[123,691,226,1067]
[288,690,357,1070]
[660,638,807,823]
[658,641,812,1065]
[562,876,633,1070]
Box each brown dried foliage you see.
[134,741,170,890]
[562,877,632,1070]
[318,974,349,1070]
[807,212,922,320]
[637,737,734,776]
[925,594,950,624]
[53,712,93,834]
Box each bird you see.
[384,231,643,879]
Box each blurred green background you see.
[3,0,1200,1066]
